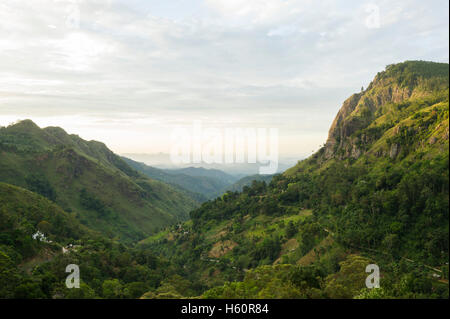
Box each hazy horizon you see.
[1,0,448,158]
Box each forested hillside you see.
[0,61,447,299]
[0,182,185,298]
[0,121,199,242]
[122,157,236,201]
[219,174,274,194]
[141,61,449,299]
[124,157,271,200]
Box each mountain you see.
[122,157,236,200]
[321,60,449,160]
[1,61,448,300]
[121,153,173,168]
[0,181,93,256]
[141,61,449,299]
[167,167,238,185]
[123,158,279,200]
[0,121,199,242]
[0,181,187,299]
[219,174,274,194]
[123,152,294,176]
[0,181,88,298]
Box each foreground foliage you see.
[0,61,448,299]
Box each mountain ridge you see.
[122,157,236,200]
[141,60,449,299]
[323,60,449,160]
[0,120,199,242]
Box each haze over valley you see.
[0,0,448,301]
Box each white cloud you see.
[0,0,448,157]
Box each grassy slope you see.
[0,182,188,299]
[0,182,93,261]
[0,121,199,242]
[122,157,224,201]
[218,174,274,194]
[140,61,449,298]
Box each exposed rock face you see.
[350,144,362,158]
[429,136,437,145]
[324,93,362,159]
[389,143,400,159]
[323,67,418,160]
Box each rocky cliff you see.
[323,61,449,160]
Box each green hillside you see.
[141,61,449,299]
[122,157,232,200]
[0,121,199,242]
[125,157,274,201]
[170,167,238,185]
[1,60,448,299]
[219,174,274,194]
[0,182,92,260]
[0,182,187,299]
[0,182,88,298]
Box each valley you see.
[0,61,448,299]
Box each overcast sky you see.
[0,0,448,158]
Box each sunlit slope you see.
[140,61,449,298]
[0,121,199,242]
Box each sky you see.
[0,0,448,159]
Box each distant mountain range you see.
[122,153,297,176]
[0,120,199,242]
[220,174,274,194]
[122,157,238,200]
[141,61,449,299]
[0,60,447,300]
[122,157,276,200]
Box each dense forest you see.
[0,61,448,299]
[140,61,450,299]
[0,120,199,242]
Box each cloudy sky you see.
[0,0,448,158]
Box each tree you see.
[325,255,372,298]
[0,250,20,298]
[37,220,52,235]
[286,221,298,238]
[102,279,124,298]
[64,282,97,299]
